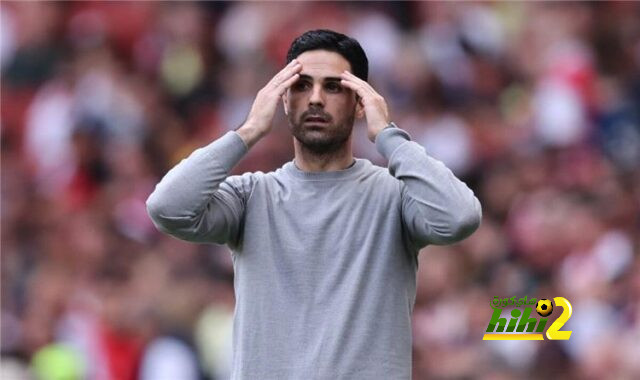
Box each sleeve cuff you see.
[375,126,412,160]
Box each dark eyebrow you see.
[298,74,342,83]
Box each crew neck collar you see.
[284,158,366,181]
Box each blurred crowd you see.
[2,2,639,379]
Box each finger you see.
[281,60,301,75]
[340,71,372,91]
[340,81,369,105]
[341,70,365,84]
[269,60,300,84]
[339,78,362,93]
[341,71,376,93]
[277,73,300,95]
[341,71,377,94]
[271,62,301,87]
[340,78,374,99]
[283,59,301,73]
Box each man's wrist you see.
[369,121,396,142]
[375,123,411,160]
[236,122,266,149]
[382,122,398,131]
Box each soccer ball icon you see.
[536,299,553,317]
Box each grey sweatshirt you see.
[146,127,481,380]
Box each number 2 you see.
[546,297,572,340]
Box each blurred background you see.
[1,2,639,379]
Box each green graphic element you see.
[490,296,537,308]
[485,306,547,333]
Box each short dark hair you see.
[286,29,369,81]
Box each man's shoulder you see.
[228,163,287,182]
[358,158,398,182]
[362,158,388,173]
[224,163,287,190]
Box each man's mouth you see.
[304,116,329,123]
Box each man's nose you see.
[308,84,324,107]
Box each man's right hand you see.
[236,59,302,148]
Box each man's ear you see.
[355,96,365,119]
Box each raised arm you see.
[376,127,482,248]
[340,70,481,249]
[145,132,250,244]
[146,59,302,245]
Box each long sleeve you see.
[375,126,482,248]
[146,131,252,245]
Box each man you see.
[146,29,481,379]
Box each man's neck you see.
[293,139,354,172]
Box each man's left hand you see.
[340,71,390,142]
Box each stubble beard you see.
[288,113,355,155]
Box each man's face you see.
[283,50,363,154]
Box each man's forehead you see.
[296,50,351,78]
